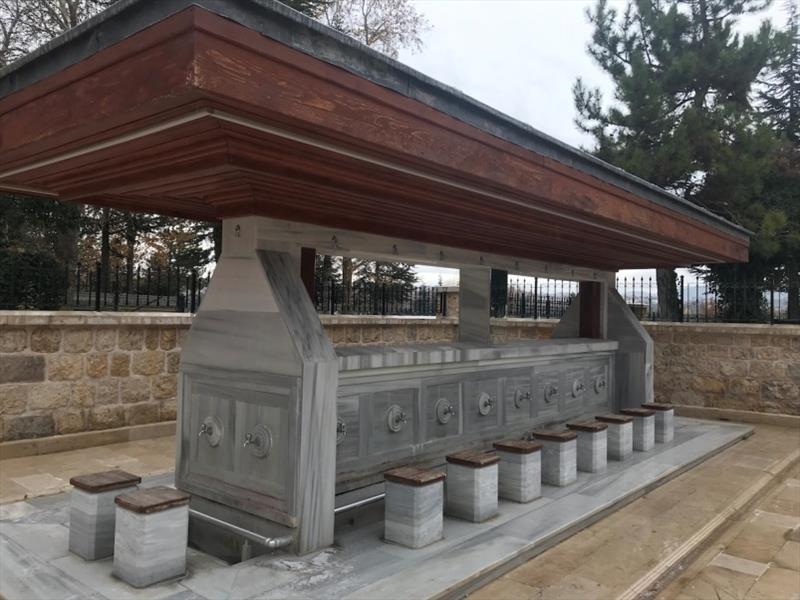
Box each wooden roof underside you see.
[0,7,749,271]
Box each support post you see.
[579,281,606,339]
[458,267,491,344]
[300,247,316,301]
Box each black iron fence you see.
[314,280,447,317]
[0,260,209,312]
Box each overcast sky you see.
[393,0,783,286]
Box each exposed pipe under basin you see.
[189,508,294,550]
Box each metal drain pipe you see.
[189,508,294,550]
[334,493,385,514]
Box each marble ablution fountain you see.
[0,0,754,592]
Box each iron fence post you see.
[770,281,775,325]
[95,262,101,311]
[190,270,198,313]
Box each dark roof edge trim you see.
[0,0,751,240]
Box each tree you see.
[319,0,427,58]
[0,0,29,67]
[574,0,778,320]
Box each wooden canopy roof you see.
[0,0,749,272]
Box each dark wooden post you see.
[579,281,604,338]
[300,247,316,301]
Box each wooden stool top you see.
[566,421,608,433]
[596,414,634,424]
[531,429,577,442]
[385,466,445,487]
[70,470,141,493]
[493,439,542,454]
[446,451,500,468]
[642,403,674,412]
[115,486,190,514]
[620,408,656,417]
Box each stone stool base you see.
[621,408,655,452]
[596,415,633,461]
[69,470,141,560]
[532,430,577,486]
[384,467,445,548]
[445,452,499,522]
[567,422,608,473]
[493,440,542,503]
[643,403,675,443]
[113,486,190,588]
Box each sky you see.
[392,0,784,286]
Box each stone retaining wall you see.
[1,312,797,441]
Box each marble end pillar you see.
[532,430,577,486]
[596,414,634,461]
[68,470,141,560]
[493,440,542,503]
[445,451,499,522]
[566,421,608,473]
[384,467,445,548]
[642,403,675,443]
[620,408,655,452]
[113,486,190,588]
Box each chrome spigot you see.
[198,423,213,437]
[243,433,261,448]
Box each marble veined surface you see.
[336,338,618,372]
[0,418,751,600]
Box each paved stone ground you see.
[471,424,799,600]
[0,436,173,504]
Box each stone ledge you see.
[644,321,800,336]
[0,311,194,327]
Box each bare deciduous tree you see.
[0,0,30,67]
[320,0,428,58]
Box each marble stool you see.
[596,414,634,461]
[566,421,608,473]
[69,470,141,560]
[384,466,445,548]
[532,430,577,486]
[493,439,542,503]
[445,451,499,522]
[113,486,190,587]
[642,403,675,443]
[620,408,656,452]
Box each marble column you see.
[384,467,445,548]
[620,408,655,452]
[68,470,141,560]
[445,451,499,522]
[532,430,577,486]
[642,403,674,443]
[493,439,542,503]
[596,414,633,461]
[113,486,190,588]
[566,422,608,473]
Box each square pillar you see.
[493,440,542,503]
[445,451,499,522]
[621,408,655,452]
[643,403,674,443]
[459,267,491,344]
[566,422,608,473]
[69,470,141,560]
[113,486,190,588]
[532,430,577,486]
[596,414,633,461]
[384,467,445,549]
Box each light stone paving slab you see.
[0,418,751,600]
[708,552,769,577]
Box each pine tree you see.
[574,0,778,320]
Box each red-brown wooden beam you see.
[579,282,604,339]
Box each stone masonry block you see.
[94,329,117,352]
[47,354,83,381]
[63,329,94,353]
[131,351,164,376]
[0,385,29,415]
[30,328,61,352]
[120,378,150,404]
[28,382,71,410]
[117,328,144,351]
[88,405,125,430]
[86,353,108,378]
[0,328,28,352]
[110,353,130,377]
[152,374,177,400]
[124,402,161,425]
[0,355,45,383]
[4,415,55,440]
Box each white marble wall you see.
[69,486,137,560]
[633,415,655,452]
[607,422,633,461]
[576,431,607,473]
[384,481,443,548]
[113,505,188,588]
[654,410,674,443]
[445,464,498,522]
[497,451,541,503]
[540,440,577,487]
